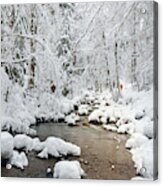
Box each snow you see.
[1,132,14,159]
[78,104,89,116]
[1,1,155,179]
[14,134,33,152]
[117,122,135,135]
[109,116,117,123]
[10,150,28,170]
[1,116,17,131]
[32,137,45,152]
[37,148,49,159]
[115,113,135,126]
[125,133,148,149]
[65,113,80,125]
[88,109,104,124]
[53,160,85,179]
[102,125,117,132]
[143,120,153,139]
[130,140,153,178]
[88,102,134,125]
[135,110,146,120]
[38,136,81,159]
[59,98,74,115]
[87,86,154,179]
[120,87,154,179]
[131,176,151,180]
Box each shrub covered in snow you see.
[53,160,85,179]
[1,116,17,131]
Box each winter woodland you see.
[1,1,157,180]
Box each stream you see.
[1,116,136,179]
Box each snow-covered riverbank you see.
[1,75,154,179]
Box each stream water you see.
[1,117,136,179]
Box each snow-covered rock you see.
[37,136,81,159]
[32,137,45,152]
[78,104,89,116]
[26,128,37,136]
[10,150,28,169]
[117,123,135,134]
[125,133,148,149]
[46,167,53,178]
[116,117,134,127]
[1,132,14,159]
[88,109,104,124]
[38,147,49,159]
[109,116,117,123]
[14,134,33,152]
[53,160,85,179]
[65,113,80,125]
[100,115,107,124]
[103,125,117,132]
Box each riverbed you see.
[1,117,136,179]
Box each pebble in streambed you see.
[116,145,120,150]
[84,160,89,165]
[111,165,115,170]
[46,167,53,178]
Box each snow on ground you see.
[119,86,154,179]
[53,160,85,179]
[130,140,153,178]
[1,132,14,159]
[1,68,154,179]
[131,176,152,180]
[37,136,81,159]
[125,133,149,149]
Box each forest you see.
[1,1,156,180]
